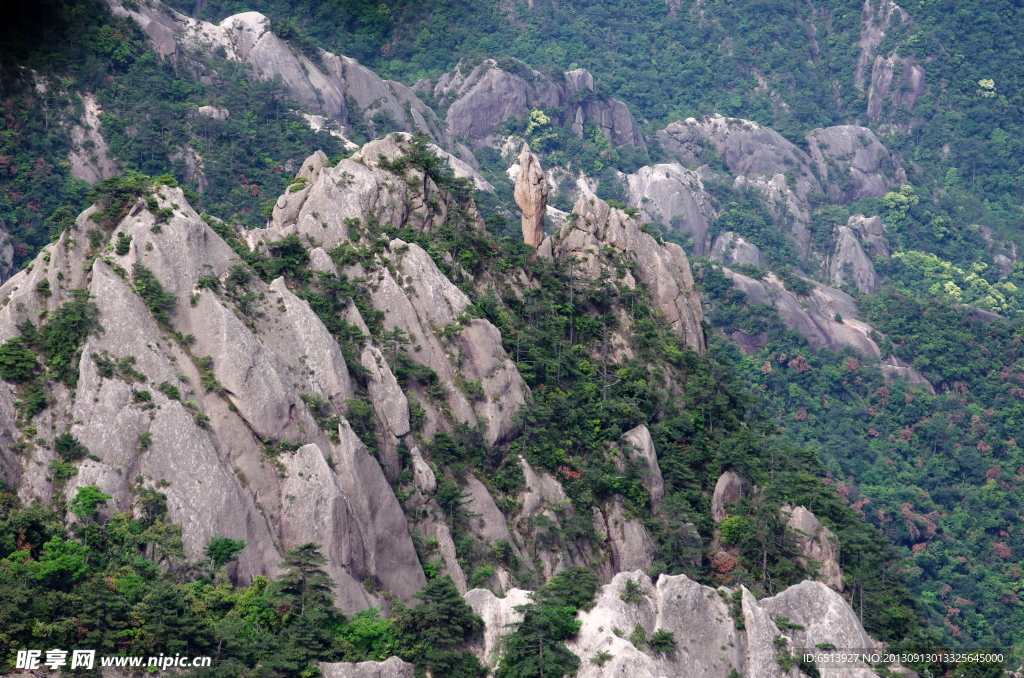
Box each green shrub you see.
[133,264,176,324]
[35,278,51,297]
[115,231,132,255]
[648,629,676,654]
[0,338,41,382]
[54,433,88,460]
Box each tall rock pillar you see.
[514,143,547,248]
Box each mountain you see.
[1,0,1023,674]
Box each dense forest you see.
[2,0,1024,674]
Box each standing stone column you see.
[514,143,547,248]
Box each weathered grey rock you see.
[710,231,762,267]
[783,505,843,592]
[454,319,528,446]
[434,59,645,151]
[319,656,415,678]
[595,499,656,574]
[465,475,514,546]
[658,115,822,258]
[722,269,881,356]
[432,521,468,592]
[279,444,378,612]
[828,226,880,294]
[360,344,411,440]
[556,196,706,352]
[711,471,744,523]
[464,587,532,666]
[514,144,547,247]
[995,253,1013,277]
[807,126,900,203]
[68,94,118,184]
[624,163,716,255]
[848,215,889,259]
[410,446,436,493]
[761,580,880,677]
[880,355,935,395]
[621,425,664,508]
[850,0,926,129]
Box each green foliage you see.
[619,578,644,604]
[0,338,41,383]
[648,629,676,654]
[70,485,112,520]
[54,433,88,460]
[133,264,177,324]
[204,535,246,569]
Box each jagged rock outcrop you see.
[108,3,448,146]
[514,144,548,247]
[783,505,843,592]
[658,115,823,258]
[319,657,415,678]
[465,588,532,667]
[623,163,717,255]
[806,126,903,203]
[544,571,883,678]
[0,184,427,612]
[848,215,890,260]
[68,93,118,184]
[425,59,646,152]
[251,138,489,253]
[710,231,762,267]
[620,425,664,508]
[554,195,706,352]
[829,226,880,294]
[854,0,926,127]
[721,268,880,355]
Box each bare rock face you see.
[111,6,447,146]
[828,226,880,295]
[722,269,881,356]
[514,144,548,247]
[848,214,890,259]
[658,115,823,259]
[473,571,885,678]
[711,470,745,523]
[0,183,430,612]
[464,587,532,667]
[806,126,902,203]
[598,499,656,573]
[319,656,415,678]
[623,164,716,255]
[854,0,926,127]
[431,59,645,151]
[783,505,843,592]
[881,355,935,395]
[68,94,118,184]
[555,196,706,352]
[710,231,762,267]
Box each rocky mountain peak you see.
[513,143,547,248]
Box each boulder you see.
[514,144,548,247]
[807,126,900,203]
[319,657,415,678]
[847,215,889,260]
[828,226,880,294]
[624,163,716,255]
[711,471,744,523]
[783,505,843,592]
[710,231,762,267]
[620,425,664,508]
[880,356,935,395]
